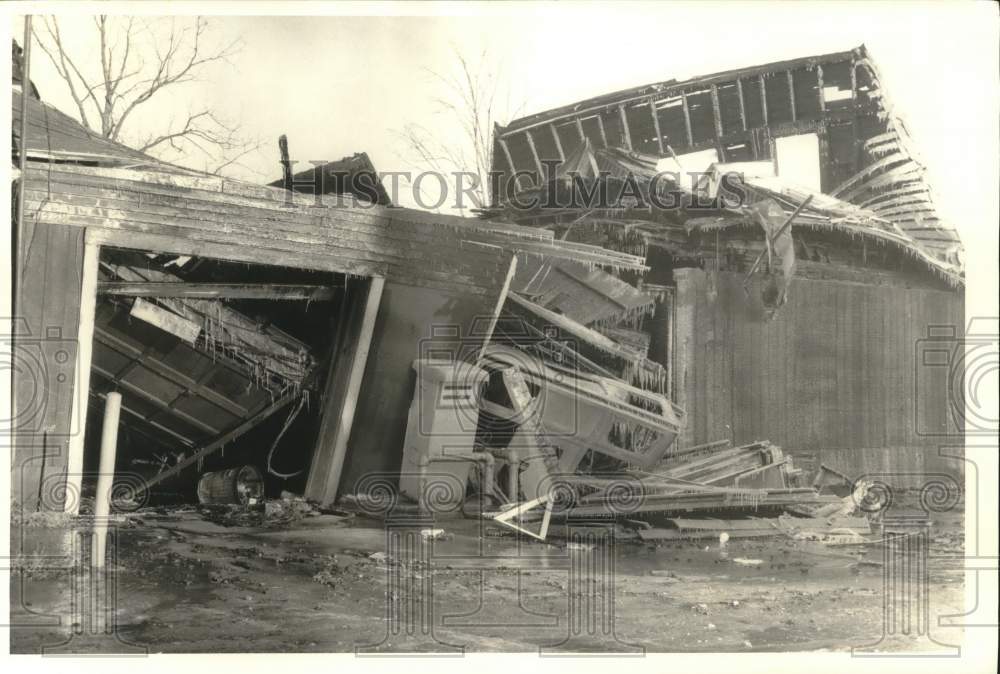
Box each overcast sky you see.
[9,2,999,254]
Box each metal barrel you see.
[196,465,264,505]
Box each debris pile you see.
[465,349,869,540]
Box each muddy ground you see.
[10,501,965,654]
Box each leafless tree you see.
[394,47,523,214]
[33,15,260,175]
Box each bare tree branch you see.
[32,15,253,176]
[394,45,525,214]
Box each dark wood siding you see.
[672,269,964,479]
[13,220,85,510]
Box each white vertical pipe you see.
[65,238,99,513]
[92,392,120,568]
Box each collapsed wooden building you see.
[10,74,648,518]
[10,44,964,537]
[483,45,964,482]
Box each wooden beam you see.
[649,97,664,154]
[137,391,299,494]
[478,255,517,360]
[524,130,545,177]
[618,105,633,150]
[736,78,747,131]
[816,64,826,113]
[787,70,797,121]
[496,135,528,193]
[595,114,608,147]
[278,135,293,189]
[681,92,694,146]
[759,74,769,126]
[850,55,859,104]
[574,117,586,142]
[98,282,339,301]
[304,276,385,505]
[850,56,860,175]
[549,123,565,162]
[64,236,100,514]
[710,85,724,140]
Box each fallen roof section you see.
[491,45,962,270]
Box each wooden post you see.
[278,134,293,188]
[524,130,544,177]
[681,92,694,146]
[549,124,565,162]
[92,392,121,568]
[649,96,664,154]
[14,16,32,317]
[710,85,724,141]
[816,64,826,113]
[304,276,385,505]
[759,74,769,126]
[787,70,797,121]
[595,114,608,147]
[618,105,633,150]
[65,236,99,514]
[736,78,747,131]
[477,255,517,360]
